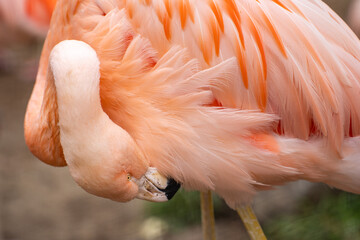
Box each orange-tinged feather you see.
[210,15,220,56]
[271,0,291,12]
[285,0,307,19]
[179,0,187,29]
[247,14,267,80]
[154,1,172,40]
[162,14,171,40]
[224,0,245,48]
[155,4,164,21]
[126,2,133,18]
[164,0,172,18]
[247,14,267,110]
[234,40,248,89]
[258,5,287,58]
[291,23,326,71]
[209,0,224,32]
[248,134,280,153]
[200,40,211,65]
[224,0,240,20]
[185,0,194,23]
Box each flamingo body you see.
[25,0,360,208]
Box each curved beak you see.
[133,167,181,202]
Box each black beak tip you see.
[164,178,181,200]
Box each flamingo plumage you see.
[25,0,360,212]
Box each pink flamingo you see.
[25,0,360,238]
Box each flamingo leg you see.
[200,191,216,240]
[237,205,267,240]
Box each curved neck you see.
[49,40,146,173]
[50,40,104,130]
[24,52,66,166]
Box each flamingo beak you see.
[134,167,181,202]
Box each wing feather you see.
[110,0,360,150]
[48,0,360,158]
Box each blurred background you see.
[0,0,360,239]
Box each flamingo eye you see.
[127,174,131,181]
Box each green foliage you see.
[264,190,360,240]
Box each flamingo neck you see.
[24,52,66,166]
[49,40,149,185]
[50,40,104,130]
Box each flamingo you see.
[0,0,56,36]
[25,0,360,238]
[348,0,360,37]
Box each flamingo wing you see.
[124,0,360,152]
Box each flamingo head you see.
[25,39,180,203]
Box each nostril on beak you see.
[162,178,181,200]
